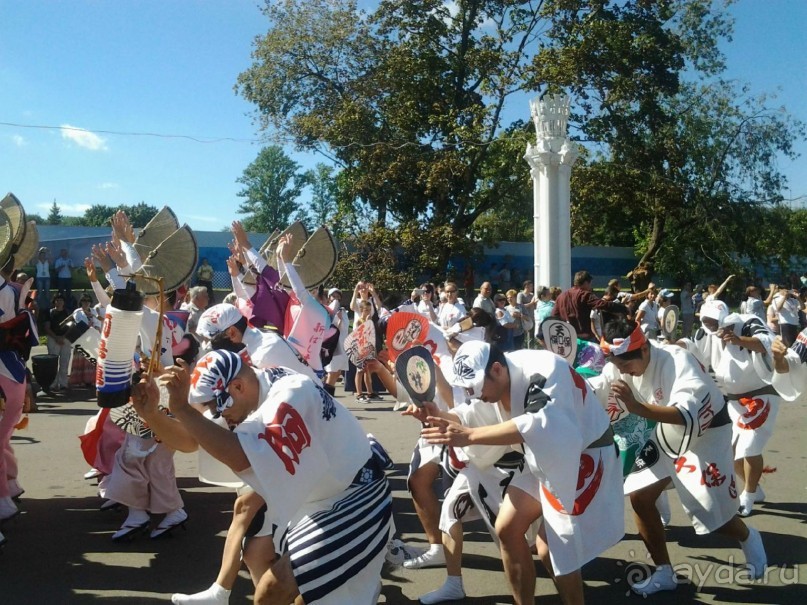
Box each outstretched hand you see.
[421,416,472,447]
[131,373,161,419]
[226,255,240,278]
[92,244,113,274]
[231,221,251,251]
[84,258,98,282]
[401,400,440,424]
[276,233,294,263]
[111,210,135,244]
[105,241,127,269]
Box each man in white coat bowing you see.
[422,341,623,605]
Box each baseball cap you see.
[328,287,341,297]
[658,288,673,299]
[451,340,491,397]
[197,304,245,339]
[189,350,246,411]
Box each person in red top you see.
[551,270,629,341]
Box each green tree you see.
[79,203,159,227]
[46,201,62,225]
[535,0,803,287]
[301,163,339,233]
[236,0,553,265]
[236,146,309,233]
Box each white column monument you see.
[524,93,579,290]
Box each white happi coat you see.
[496,350,623,576]
[591,341,738,534]
[770,327,807,402]
[681,314,779,458]
[446,398,534,544]
[242,325,319,383]
[235,370,391,605]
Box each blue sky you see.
[1,0,805,231]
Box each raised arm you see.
[713,274,736,299]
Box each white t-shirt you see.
[774,293,800,326]
[638,299,659,334]
[438,301,467,329]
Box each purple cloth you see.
[249,265,289,332]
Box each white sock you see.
[444,575,463,590]
[172,583,231,605]
[125,508,149,525]
[427,543,444,555]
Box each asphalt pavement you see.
[1,351,806,604]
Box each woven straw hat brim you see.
[13,221,39,269]
[280,226,338,290]
[261,221,308,266]
[133,225,198,295]
[134,206,180,258]
[0,192,26,246]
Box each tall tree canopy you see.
[238,0,803,285]
[236,146,309,233]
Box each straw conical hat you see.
[0,210,15,269]
[134,206,180,258]
[0,193,26,246]
[12,221,39,269]
[133,225,198,295]
[261,221,308,266]
[280,226,338,289]
[257,229,279,260]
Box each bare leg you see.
[217,491,264,589]
[243,536,277,587]
[742,455,764,493]
[408,462,442,545]
[535,520,584,605]
[495,486,541,605]
[444,521,463,576]
[255,553,300,605]
[715,515,749,542]
[629,478,672,566]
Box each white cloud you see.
[60,124,108,151]
[11,134,26,147]
[97,182,119,190]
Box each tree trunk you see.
[628,213,665,292]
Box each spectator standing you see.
[635,289,660,339]
[184,286,209,336]
[741,286,766,323]
[505,289,525,349]
[53,248,73,303]
[42,293,71,392]
[472,282,495,319]
[35,248,51,309]
[492,292,516,351]
[551,270,629,341]
[680,282,694,338]
[517,281,537,347]
[773,285,801,346]
[195,258,215,304]
[535,286,555,326]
